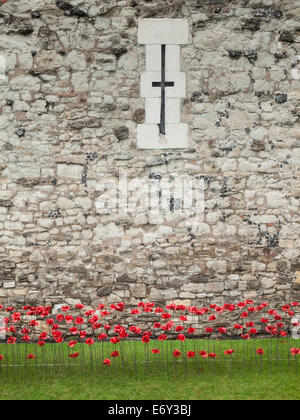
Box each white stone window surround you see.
[137,19,190,150]
[138,19,189,45]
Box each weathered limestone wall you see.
[0,0,299,309]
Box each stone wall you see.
[0,0,299,309]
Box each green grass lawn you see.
[0,338,299,400]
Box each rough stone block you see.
[3,281,15,289]
[57,165,83,179]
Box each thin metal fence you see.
[0,299,299,380]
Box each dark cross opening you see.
[152,45,175,135]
